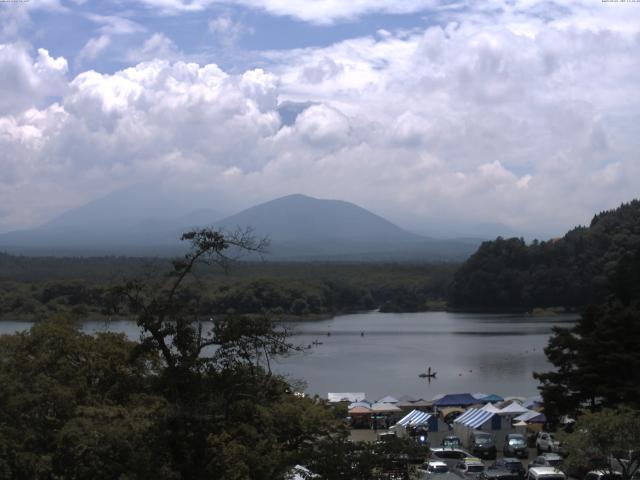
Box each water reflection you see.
[0,311,576,400]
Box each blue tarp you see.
[434,394,478,407]
[454,408,496,429]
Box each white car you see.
[536,432,562,454]
[528,467,566,480]
[426,461,450,474]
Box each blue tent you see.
[434,394,478,407]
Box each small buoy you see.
[361,331,364,337]
[458,373,462,376]
[469,370,473,373]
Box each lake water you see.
[0,311,576,401]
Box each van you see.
[470,431,497,460]
[528,467,566,480]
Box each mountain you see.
[0,191,480,260]
[214,194,479,260]
[0,184,224,255]
[449,199,640,311]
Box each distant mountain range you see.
[0,187,481,260]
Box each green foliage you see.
[0,316,169,479]
[0,258,457,320]
[534,301,640,420]
[308,433,426,479]
[450,200,640,310]
[560,408,640,480]
[0,229,451,478]
[535,239,640,421]
[0,229,364,479]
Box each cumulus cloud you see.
[0,44,68,114]
[126,32,181,62]
[1,4,640,237]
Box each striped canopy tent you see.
[370,402,402,413]
[454,408,497,429]
[396,409,433,428]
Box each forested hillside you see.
[0,256,455,320]
[449,200,640,310]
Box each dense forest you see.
[0,254,456,320]
[449,200,640,311]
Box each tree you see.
[560,408,640,480]
[534,302,640,421]
[111,228,344,479]
[0,316,166,479]
[0,229,346,479]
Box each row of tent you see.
[392,402,546,432]
[331,392,542,409]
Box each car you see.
[470,431,497,460]
[455,458,486,477]
[479,467,521,480]
[492,457,525,479]
[442,435,462,449]
[430,447,474,467]
[504,434,529,459]
[528,454,563,472]
[584,471,623,480]
[420,461,450,474]
[536,432,563,454]
[527,467,566,480]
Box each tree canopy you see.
[534,246,640,421]
[560,408,640,480]
[0,229,349,479]
[449,200,640,310]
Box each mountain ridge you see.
[0,190,480,260]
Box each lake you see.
[0,311,576,401]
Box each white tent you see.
[515,410,547,423]
[377,395,399,404]
[371,402,402,413]
[499,402,530,414]
[482,403,503,414]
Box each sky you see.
[1,0,639,238]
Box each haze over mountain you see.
[0,184,225,255]
[0,190,479,260]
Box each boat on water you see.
[419,366,437,378]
